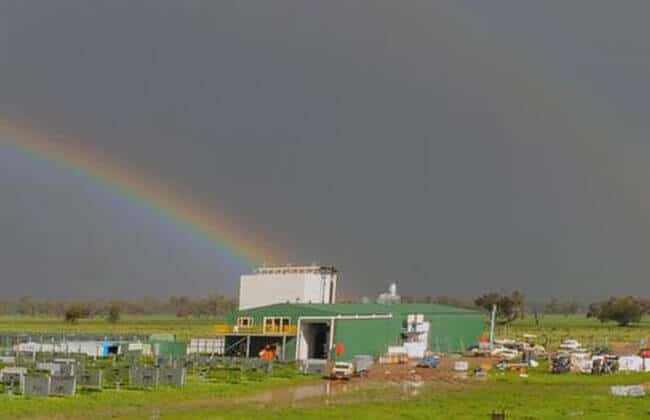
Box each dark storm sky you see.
[2,1,650,300]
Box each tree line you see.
[403,291,650,327]
[0,294,238,323]
[3,292,648,327]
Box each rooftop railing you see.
[213,324,297,335]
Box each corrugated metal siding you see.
[152,341,187,357]
[227,303,485,359]
[427,314,484,353]
[333,318,400,360]
[315,303,478,315]
[284,336,296,361]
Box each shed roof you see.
[237,302,480,317]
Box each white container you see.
[644,358,650,372]
[404,342,427,359]
[570,353,592,373]
[388,346,407,355]
[453,361,469,372]
[415,323,430,333]
[611,385,646,397]
[128,343,144,351]
[619,356,643,372]
[187,338,225,355]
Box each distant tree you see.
[545,297,580,316]
[400,295,476,310]
[170,296,192,318]
[474,291,525,325]
[429,296,476,310]
[639,298,650,315]
[17,296,35,317]
[0,295,242,318]
[192,299,209,319]
[511,290,526,320]
[475,292,499,312]
[64,305,83,324]
[544,298,562,314]
[586,302,605,322]
[563,299,580,317]
[107,303,121,323]
[204,293,237,317]
[77,304,92,319]
[587,296,646,326]
[0,301,9,316]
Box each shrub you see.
[107,303,121,323]
[587,296,646,326]
[64,305,83,323]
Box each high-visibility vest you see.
[335,343,345,356]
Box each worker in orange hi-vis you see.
[335,343,345,357]
[259,344,275,361]
[259,344,276,373]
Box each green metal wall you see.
[228,303,485,360]
[426,314,484,353]
[332,314,483,359]
[152,341,187,358]
[332,318,401,360]
[284,336,296,361]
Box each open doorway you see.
[298,321,330,360]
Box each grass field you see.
[1,314,648,346]
[0,315,649,419]
[495,314,650,349]
[0,372,316,419]
[189,370,650,420]
[0,315,219,340]
[2,365,648,419]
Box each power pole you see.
[489,304,497,349]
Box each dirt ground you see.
[610,342,643,355]
[363,356,494,383]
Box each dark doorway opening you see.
[302,322,329,359]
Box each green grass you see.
[495,315,650,349]
[3,368,649,419]
[172,369,650,420]
[0,370,316,419]
[1,315,650,418]
[0,315,219,341]
[1,314,648,347]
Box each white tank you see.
[389,283,397,297]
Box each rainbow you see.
[0,117,281,267]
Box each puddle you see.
[231,379,428,408]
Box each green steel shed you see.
[226,303,484,361]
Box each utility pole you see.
[489,304,497,349]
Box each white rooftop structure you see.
[238,265,338,310]
[377,282,401,304]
